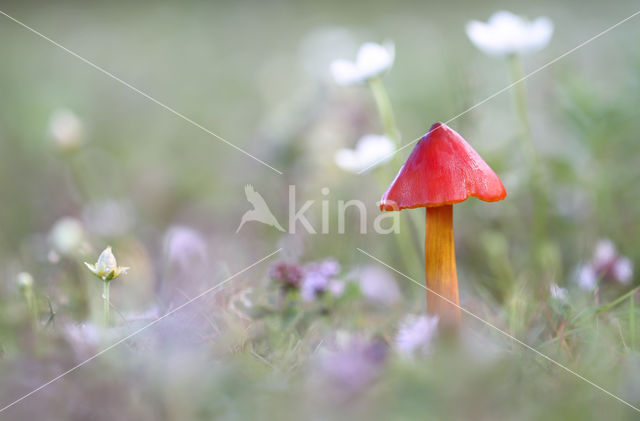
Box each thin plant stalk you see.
[596,285,640,314]
[24,289,38,329]
[103,280,110,326]
[368,76,399,143]
[630,293,636,351]
[507,53,548,261]
[368,76,423,270]
[507,54,537,166]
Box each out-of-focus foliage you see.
[1,0,640,419]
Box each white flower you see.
[576,264,597,291]
[549,283,568,302]
[613,257,633,285]
[466,11,553,56]
[334,134,395,173]
[85,246,129,281]
[395,315,439,357]
[48,108,83,149]
[330,42,395,86]
[49,217,86,256]
[17,272,34,290]
[593,239,617,268]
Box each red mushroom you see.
[380,122,506,326]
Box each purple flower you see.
[355,265,401,306]
[576,265,598,291]
[576,239,634,290]
[612,257,633,285]
[301,272,330,301]
[328,279,346,297]
[300,259,342,301]
[395,315,439,357]
[269,261,304,289]
[305,259,341,278]
[163,226,207,271]
[316,335,388,398]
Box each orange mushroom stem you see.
[425,205,460,325]
[381,122,506,327]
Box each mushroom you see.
[380,122,506,326]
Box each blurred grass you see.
[1,0,640,419]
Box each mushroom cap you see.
[380,122,506,211]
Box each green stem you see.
[507,54,537,166]
[630,293,636,351]
[368,77,399,144]
[25,290,38,328]
[368,76,424,272]
[596,286,640,314]
[103,280,110,326]
[507,54,548,263]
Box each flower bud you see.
[17,272,34,291]
[85,246,129,281]
[49,217,85,256]
[48,108,84,150]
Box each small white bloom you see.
[334,134,395,173]
[49,217,85,256]
[576,264,597,291]
[48,108,83,149]
[593,239,617,268]
[396,315,439,357]
[17,272,34,290]
[613,257,634,285]
[466,11,553,56]
[85,246,129,281]
[330,42,395,86]
[549,283,568,302]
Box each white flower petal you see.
[613,257,634,285]
[550,283,568,302]
[334,135,395,173]
[330,59,362,86]
[525,17,553,52]
[48,109,83,149]
[356,42,394,79]
[84,262,97,274]
[593,239,617,268]
[576,264,597,291]
[355,135,395,169]
[334,148,360,172]
[466,21,508,56]
[49,217,85,256]
[467,10,553,56]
